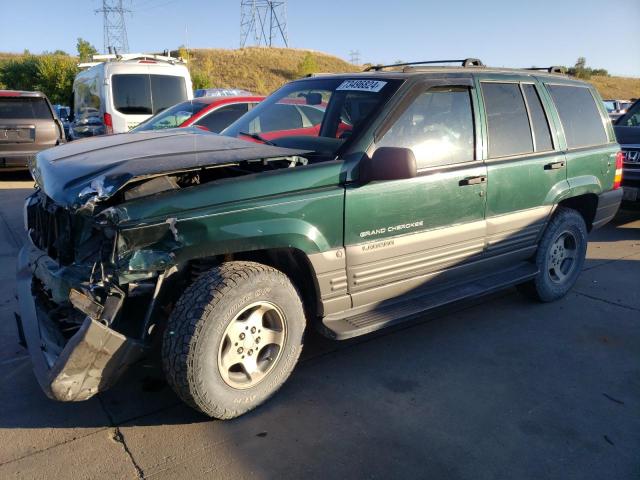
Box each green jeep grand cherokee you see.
[17,59,623,418]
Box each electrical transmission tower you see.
[349,50,361,65]
[240,1,288,48]
[96,0,130,54]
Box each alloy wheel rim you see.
[217,301,287,389]
[547,230,579,284]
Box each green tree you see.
[296,52,318,77]
[35,54,78,104]
[76,38,98,62]
[0,55,39,91]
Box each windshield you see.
[112,74,188,115]
[603,101,616,113]
[222,77,401,155]
[132,100,208,131]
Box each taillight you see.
[613,151,624,189]
[104,112,113,134]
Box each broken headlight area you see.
[26,190,115,267]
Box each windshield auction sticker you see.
[336,80,387,92]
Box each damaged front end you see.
[17,190,158,401]
[17,130,314,401]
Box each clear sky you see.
[1,0,638,77]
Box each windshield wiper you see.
[239,131,275,145]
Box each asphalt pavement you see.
[0,172,638,479]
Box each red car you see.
[132,96,265,133]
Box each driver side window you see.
[378,87,475,169]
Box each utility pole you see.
[349,50,361,65]
[240,1,288,48]
[96,0,130,54]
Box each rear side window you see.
[522,84,553,152]
[547,85,608,148]
[0,97,52,119]
[196,103,249,133]
[378,87,475,168]
[112,74,187,115]
[481,83,533,158]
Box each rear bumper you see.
[592,188,623,230]
[16,243,144,401]
[0,152,35,169]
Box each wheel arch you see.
[557,193,599,231]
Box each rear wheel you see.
[518,207,588,302]
[162,261,305,419]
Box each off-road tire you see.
[517,207,588,302]
[162,261,305,419]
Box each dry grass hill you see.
[182,47,358,94]
[2,47,639,100]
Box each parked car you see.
[18,59,622,419]
[53,105,71,140]
[0,90,65,170]
[132,95,265,134]
[71,53,192,138]
[613,99,640,202]
[194,88,253,98]
[604,99,632,121]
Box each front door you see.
[344,81,487,308]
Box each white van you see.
[71,53,193,138]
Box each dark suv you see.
[613,99,640,202]
[17,59,622,419]
[0,91,65,170]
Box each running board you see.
[320,263,538,340]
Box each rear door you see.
[475,74,567,260]
[344,80,488,307]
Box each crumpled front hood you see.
[32,128,309,211]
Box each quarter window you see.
[378,87,475,168]
[522,84,553,152]
[547,85,608,148]
[482,82,533,158]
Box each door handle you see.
[459,175,487,186]
[544,161,565,170]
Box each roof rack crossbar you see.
[365,58,484,71]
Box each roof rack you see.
[365,58,484,71]
[78,53,187,69]
[526,66,565,74]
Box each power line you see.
[349,50,361,65]
[240,1,288,48]
[96,0,130,54]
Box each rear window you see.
[481,82,533,158]
[0,97,52,119]
[547,85,608,148]
[112,74,187,115]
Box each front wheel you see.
[162,261,306,419]
[518,207,588,302]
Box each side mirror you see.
[360,147,417,183]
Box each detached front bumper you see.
[16,243,144,401]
